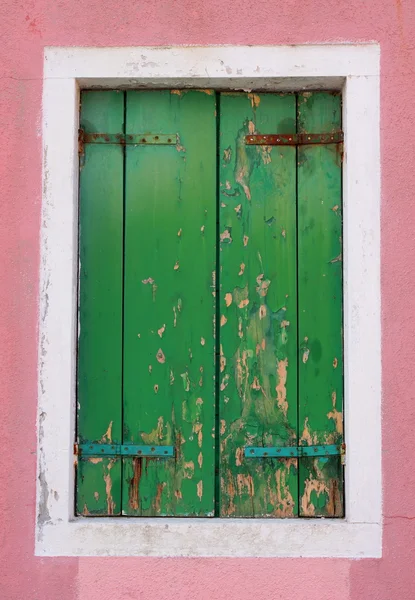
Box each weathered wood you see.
[122,90,217,516]
[218,93,298,517]
[297,92,344,517]
[76,91,124,515]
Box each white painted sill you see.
[37,44,381,558]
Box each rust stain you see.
[156,348,166,363]
[276,358,288,416]
[129,457,142,511]
[154,482,166,514]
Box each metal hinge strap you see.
[245,132,343,146]
[75,443,174,457]
[244,443,345,461]
[78,129,177,151]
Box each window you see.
[37,45,380,557]
[76,89,344,518]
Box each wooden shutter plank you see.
[122,90,217,516]
[76,91,124,515]
[297,92,344,517]
[218,93,298,517]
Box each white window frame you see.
[37,44,381,558]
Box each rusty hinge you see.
[245,132,343,146]
[78,129,178,154]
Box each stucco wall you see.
[0,0,414,598]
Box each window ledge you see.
[38,518,381,558]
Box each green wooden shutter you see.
[76,89,343,519]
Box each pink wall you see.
[1,0,415,598]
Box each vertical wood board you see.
[77,91,124,515]
[218,93,298,517]
[122,90,217,516]
[297,92,344,517]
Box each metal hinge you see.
[245,132,344,146]
[78,129,178,154]
[244,443,346,464]
[74,443,174,458]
